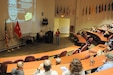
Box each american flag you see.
[5,20,9,48]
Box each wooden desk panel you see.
[73,34,86,43]
[82,55,106,71]
[0,45,80,63]
[86,31,108,42]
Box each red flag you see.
[5,20,9,48]
[14,21,22,38]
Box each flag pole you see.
[5,19,11,52]
[10,22,15,51]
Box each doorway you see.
[54,18,70,37]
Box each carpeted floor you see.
[0,36,74,58]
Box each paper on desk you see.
[60,66,68,71]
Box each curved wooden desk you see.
[7,55,106,75]
[86,31,108,42]
[7,50,94,72]
[7,44,109,75]
[58,44,107,65]
[73,33,86,43]
[0,45,80,63]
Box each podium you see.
[45,31,53,43]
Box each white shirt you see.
[11,68,24,75]
[96,61,113,72]
[34,70,58,75]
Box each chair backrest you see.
[59,51,67,57]
[1,61,13,74]
[14,59,24,63]
[24,56,36,62]
[0,70,2,74]
[108,34,113,41]
[81,31,88,40]
[72,49,79,55]
[87,38,93,44]
[80,43,88,52]
[40,55,49,60]
[0,63,2,74]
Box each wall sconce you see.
[41,12,44,16]
[61,14,64,18]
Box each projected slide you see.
[7,0,36,23]
[25,12,33,21]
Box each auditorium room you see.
[0,0,113,75]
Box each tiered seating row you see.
[7,51,113,75]
[6,44,108,75]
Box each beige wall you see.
[55,0,76,26]
[75,0,113,32]
[55,0,113,32]
[36,0,55,32]
[0,0,12,50]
